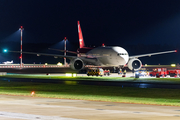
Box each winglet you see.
[77,21,85,48]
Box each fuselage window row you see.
[117,53,127,55]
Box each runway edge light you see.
[31,91,35,95]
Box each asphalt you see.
[0,95,180,120]
[1,73,180,89]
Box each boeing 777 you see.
[9,21,176,71]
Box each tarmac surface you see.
[0,68,180,119]
[0,95,180,120]
[1,72,180,89]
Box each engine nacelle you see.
[70,58,85,70]
[127,58,142,71]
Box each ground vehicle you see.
[104,69,110,76]
[87,68,104,76]
[167,69,180,77]
[138,68,148,77]
[149,68,167,77]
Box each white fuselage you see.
[86,46,129,66]
[3,60,13,64]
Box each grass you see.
[0,80,180,106]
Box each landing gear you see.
[113,67,116,73]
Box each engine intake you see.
[127,58,142,71]
[70,58,85,70]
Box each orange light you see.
[31,91,35,95]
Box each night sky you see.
[0,0,180,64]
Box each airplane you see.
[8,21,176,71]
[3,60,13,64]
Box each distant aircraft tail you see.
[77,21,85,48]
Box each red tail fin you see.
[77,21,85,48]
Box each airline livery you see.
[10,21,176,71]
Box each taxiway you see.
[0,95,180,120]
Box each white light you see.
[135,72,139,75]
[66,73,72,77]
[57,62,62,66]
[171,64,176,67]
[73,73,77,77]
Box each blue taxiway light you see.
[3,49,8,52]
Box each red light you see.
[64,37,67,40]
[175,50,177,52]
[21,26,23,28]
[19,56,22,59]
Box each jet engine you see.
[70,58,85,70]
[127,58,142,71]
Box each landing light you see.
[45,63,48,65]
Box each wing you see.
[9,50,99,62]
[48,48,78,54]
[9,50,100,66]
[129,50,176,58]
[9,51,77,60]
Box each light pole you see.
[19,26,24,67]
[64,37,67,66]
